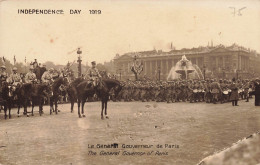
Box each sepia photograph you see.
[0,0,260,164]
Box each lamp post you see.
[77,48,82,77]
[236,69,240,80]
[203,65,206,80]
[222,68,225,79]
[119,68,122,80]
[158,66,161,81]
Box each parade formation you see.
[0,56,259,120]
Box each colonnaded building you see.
[113,43,260,80]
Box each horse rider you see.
[41,68,54,85]
[7,67,22,95]
[0,65,8,81]
[25,66,37,84]
[84,61,101,88]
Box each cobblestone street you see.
[0,100,260,165]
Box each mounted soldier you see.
[0,65,8,84]
[84,61,101,88]
[25,66,37,84]
[42,68,54,85]
[8,67,22,86]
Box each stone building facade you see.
[113,44,260,80]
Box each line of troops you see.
[113,78,257,104]
[0,62,258,105]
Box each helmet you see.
[1,65,6,70]
[13,67,17,71]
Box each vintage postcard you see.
[0,0,260,164]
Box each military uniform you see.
[210,80,222,104]
[230,80,239,106]
[84,67,101,87]
[42,71,54,84]
[8,73,22,86]
[25,71,37,83]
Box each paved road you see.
[0,100,260,165]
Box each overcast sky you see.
[0,0,260,65]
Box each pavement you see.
[0,99,260,165]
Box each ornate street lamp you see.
[118,68,122,80]
[222,68,226,79]
[77,48,82,77]
[158,66,161,81]
[203,65,206,80]
[236,69,240,79]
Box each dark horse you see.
[96,79,122,119]
[49,77,69,115]
[75,78,122,119]
[1,82,15,119]
[29,83,51,116]
[15,83,32,117]
[66,77,85,113]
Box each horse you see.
[76,80,96,118]
[96,79,122,119]
[15,83,32,117]
[1,82,15,119]
[29,83,51,116]
[66,77,85,113]
[49,77,69,115]
[76,78,122,119]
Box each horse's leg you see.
[24,99,28,117]
[70,97,74,113]
[17,99,21,117]
[31,97,34,116]
[105,99,109,119]
[50,97,53,115]
[101,100,104,120]
[8,101,11,119]
[4,102,7,119]
[55,97,58,114]
[39,97,43,116]
[81,100,86,117]
[78,99,81,118]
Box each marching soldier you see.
[42,68,54,85]
[210,79,222,104]
[230,78,239,106]
[84,61,101,87]
[25,66,37,83]
[243,79,250,102]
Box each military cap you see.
[91,61,96,65]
